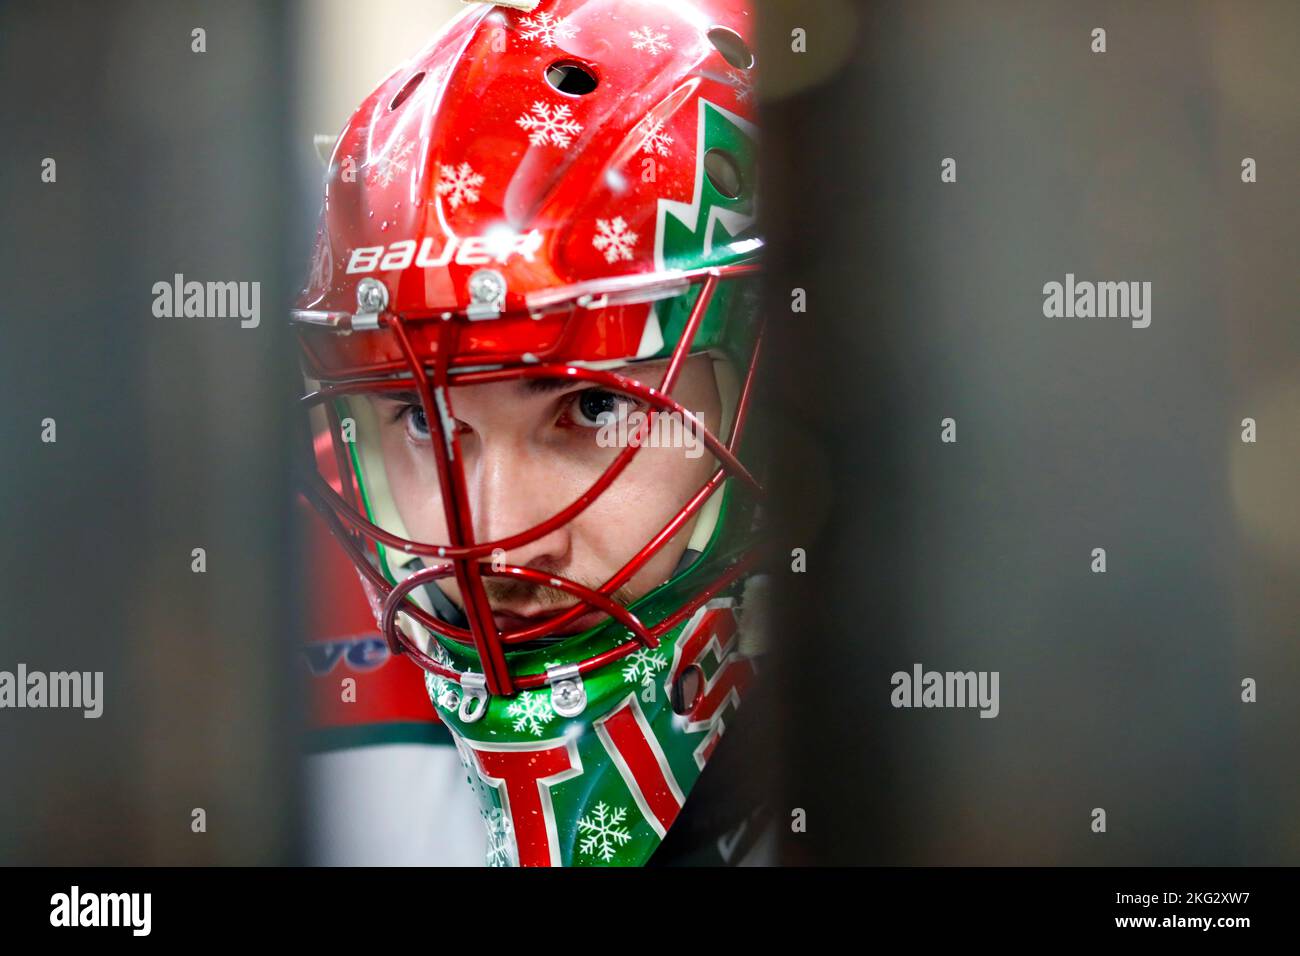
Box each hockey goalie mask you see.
[294,0,767,866]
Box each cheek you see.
[379,431,447,541]
[576,443,715,578]
[573,360,725,578]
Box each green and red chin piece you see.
[429,587,759,867]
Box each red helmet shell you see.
[296,0,758,375]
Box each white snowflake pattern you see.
[423,644,461,712]
[435,161,485,209]
[592,217,638,263]
[629,26,673,56]
[577,802,634,862]
[633,115,673,157]
[482,807,515,867]
[621,647,668,686]
[505,689,556,737]
[516,100,584,148]
[724,68,754,104]
[366,134,415,187]
[424,669,460,713]
[518,11,579,46]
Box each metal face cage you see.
[294,261,764,698]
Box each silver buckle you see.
[458,672,489,723]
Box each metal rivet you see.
[356,277,388,314]
[466,268,507,319]
[547,663,587,718]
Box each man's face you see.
[371,354,723,636]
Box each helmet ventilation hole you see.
[704,148,743,199]
[707,26,754,69]
[545,60,598,95]
[388,71,425,111]
[669,664,705,716]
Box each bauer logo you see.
[346,230,545,274]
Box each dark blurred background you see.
[761,0,1299,864]
[0,1,300,864]
[0,0,1295,866]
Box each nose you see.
[467,437,573,576]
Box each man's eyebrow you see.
[521,376,588,394]
[377,377,587,405]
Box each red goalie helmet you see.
[293,0,766,708]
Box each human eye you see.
[391,402,431,442]
[563,387,643,429]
